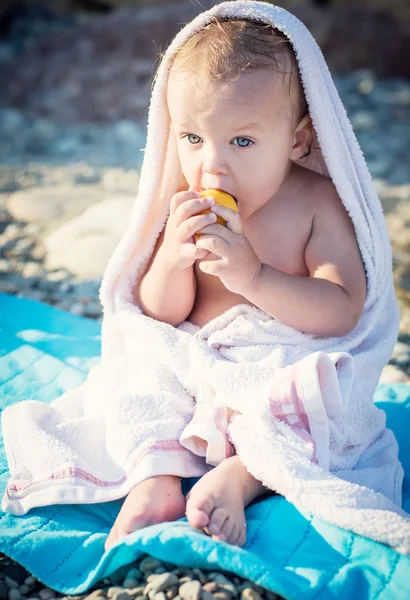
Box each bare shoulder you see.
[303,172,367,319]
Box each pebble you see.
[201,584,217,594]
[379,364,409,383]
[112,593,132,600]
[240,590,263,600]
[107,589,125,599]
[123,582,139,591]
[147,575,179,595]
[178,581,201,600]
[7,591,20,600]
[4,581,18,591]
[39,590,56,600]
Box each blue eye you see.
[186,134,201,144]
[234,137,252,148]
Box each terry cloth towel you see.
[1,294,410,600]
[2,1,410,554]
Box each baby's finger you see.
[211,205,243,235]
[170,190,201,215]
[195,234,227,257]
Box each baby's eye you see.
[185,134,202,144]
[233,137,253,148]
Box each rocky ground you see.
[0,4,410,600]
[0,553,281,600]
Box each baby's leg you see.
[186,455,272,547]
[104,349,207,551]
[105,474,185,551]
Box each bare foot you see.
[185,455,269,547]
[105,475,185,551]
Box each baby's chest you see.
[245,214,311,277]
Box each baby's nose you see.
[202,149,227,175]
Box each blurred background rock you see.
[0,0,409,384]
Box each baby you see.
[105,17,367,551]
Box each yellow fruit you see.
[198,188,238,227]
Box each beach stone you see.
[4,579,18,590]
[0,280,18,294]
[107,588,124,599]
[18,586,29,595]
[24,578,37,587]
[240,590,262,600]
[126,570,141,581]
[8,590,20,600]
[199,593,213,600]
[201,584,217,594]
[392,341,410,360]
[212,576,236,596]
[379,364,409,383]
[7,186,105,230]
[148,574,179,595]
[213,593,231,600]
[127,589,145,598]
[44,195,133,278]
[165,588,178,600]
[39,590,55,600]
[153,594,166,600]
[178,581,201,600]
[123,581,140,591]
[190,571,206,586]
[112,593,132,600]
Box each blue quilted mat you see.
[1,292,410,600]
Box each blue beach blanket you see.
[0,292,409,600]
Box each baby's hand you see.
[162,186,216,269]
[195,204,262,295]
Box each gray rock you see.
[178,581,201,600]
[240,590,262,600]
[0,280,18,294]
[4,580,18,591]
[44,195,133,278]
[112,593,133,600]
[123,581,139,591]
[380,364,409,383]
[38,589,55,600]
[148,575,180,596]
[7,186,107,231]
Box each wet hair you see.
[168,17,309,130]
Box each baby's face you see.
[167,68,301,219]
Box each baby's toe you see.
[235,522,247,547]
[186,494,214,529]
[214,516,235,543]
[207,506,228,536]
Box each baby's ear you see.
[290,114,313,160]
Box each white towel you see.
[3,0,410,554]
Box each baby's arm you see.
[244,186,367,337]
[136,227,197,326]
